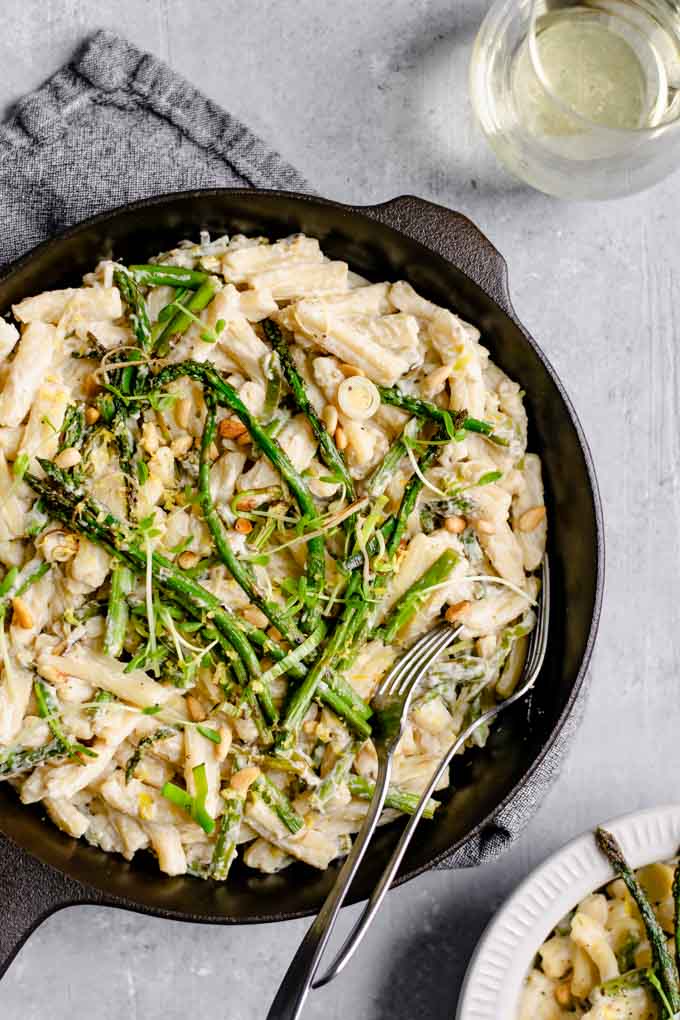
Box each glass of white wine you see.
[470,0,680,198]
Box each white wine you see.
[470,0,680,198]
[512,7,664,134]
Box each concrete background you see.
[0,1,677,1017]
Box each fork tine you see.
[393,626,457,696]
[377,622,450,697]
[385,625,454,697]
[524,554,550,678]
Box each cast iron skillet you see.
[0,190,604,976]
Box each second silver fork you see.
[265,619,463,1020]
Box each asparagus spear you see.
[210,789,244,880]
[311,743,357,811]
[125,727,176,783]
[387,424,449,557]
[596,827,680,1013]
[316,679,372,739]
[130,264,209,289]
[347,774,439,819]
[377,385,508,446]
[58,403,85,453]
[113,268,152,351]
[378,549,459,644]
[262,319,355,499]
[34,678,97,759]
[152,361,325,633]
[104,563,133,659]
[198,397,305,646]
[153,278,219,355]
[0,740,64,779]
[251,773,304,834]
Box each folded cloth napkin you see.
[0,29,586,870]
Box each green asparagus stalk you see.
[114,268,152,351]
[130,264,209,289]
[262,319,355,499]
[198,397,305,646]
[596,827,680,1013]
[377,385,508,446]
[324,670,372,721]
[311,743,357,811]
[125,727,176,783]
[210,789,244,880]
[152,361,325,633]
[378,549,459,644]
[153,278,219,355]
[251,773,304,834]
[347,774,439,819]
[104,563,133,659]
[386,424,448,557]
[58,403,85,453]
[316,679,372,739]
[34,678,97,759]
[0,740,64,779]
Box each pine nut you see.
[444,515,466,534]
[54,447,82,470]
[141,422,160,455]
[234,518,253,534]
[267,626,282,642]
[174,397,191,430]
[334,426,347,451]
[11,596,34,629]
[230,766,260,795]
[445,600,471,623]
[242,605,268,629]
[84,406,100,425]
[339,362,365,377]
[236,432,251,446]
[517,505,546,532]
[186,695,207,722]
[321,404,338,435]
[215,724,232,763]
[171,434,193,457]
[83,373,101,397]
[177,550,200,569]
[476,519,496,535]
[218,417,248,440]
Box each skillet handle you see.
[0,833,101,980]
[356,195,517,322]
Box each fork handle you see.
[265,755,394,1020]
[313,715,496,988]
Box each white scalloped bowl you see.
[457,805,680,1020]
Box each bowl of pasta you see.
[0,189,602,970]
[457,805,680,1020]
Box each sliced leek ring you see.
[336,376,380,421]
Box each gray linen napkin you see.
[0,29,586,869]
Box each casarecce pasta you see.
[0,231,546,879]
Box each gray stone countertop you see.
[0,1,676,1017]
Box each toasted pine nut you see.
[242,605,268,629]
[334,426,347,451]
[84,406,100,425]
[321,404,338,434]
[83,373,101,397]
[11,596,34,629]
[444,515,466,534]
[218,417,248,440]
[186,695,207,722]
[517,505,546,532]
[174,397,191,430]
[171,434,193,457]
[267,626,282,642]
[302,720,317,736]
[445,600,471,623]
[476,519,496,535]
[141,422,160,455]
[230,766,260,795]
[54,447,82,470]
[215,724,232,763]
[554,983,572,1008]
[236,432,251,446]
[339,362,365,377]
[177,550,200,570]
[234,518,253,534]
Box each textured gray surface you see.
[0,2,676,1018]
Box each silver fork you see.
[265,619,463,1020]
[313,553,551,987]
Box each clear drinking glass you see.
[470,0,680,198]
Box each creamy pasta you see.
[0,231,546,879]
